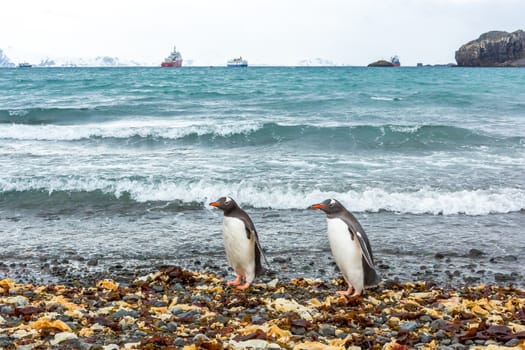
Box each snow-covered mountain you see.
[0,48,154,67]
[36,56,151,67]
[0,49,15,67]
[297,58,339,66]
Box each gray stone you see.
[291,325,306,335]
[193,334,209,344]
[166,321,178,332]
[419,315,432,323]
[319,324,336,337]
[505,339,521,347]
[400,321,418,331]
[456,30,525,67]
[430,319,447,330]
[169,307,183,315]
[419,333,433,343]
[173,337,185,346]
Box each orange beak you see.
[310,203,326,210]
[209,201,220,207]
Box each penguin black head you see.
[310,198,345,215]
[209,196,238,214]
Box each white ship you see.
[227,57,248,67]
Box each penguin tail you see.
[363,258,381,287]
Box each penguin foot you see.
[336,286,354,296]
[236,282,251,290]
[227,275,242,286]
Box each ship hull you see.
[227,62,248,67]
[161,60,183,68]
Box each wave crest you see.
[1,122,520,150]
[1,178,523,215]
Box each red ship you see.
[161,46,183,67]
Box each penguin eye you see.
[329,203,335,208]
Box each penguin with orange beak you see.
[209,196,267,290]
[310,198,380,296]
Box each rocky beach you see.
[1,266,524,349]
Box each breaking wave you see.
[1,178,523,215]
[0,122,521,150]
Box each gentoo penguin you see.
[310,198,380,296]
[209,196,266,290]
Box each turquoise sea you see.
[0,66,524,286]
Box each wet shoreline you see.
[1,210,524,289]
[1,245,523,289]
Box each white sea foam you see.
[2,177,524,216]
[370,96,401,101]
[389,125,422,133]
[0,120,263,141]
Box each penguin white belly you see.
[222,216,255,279]
[326,218,364,293]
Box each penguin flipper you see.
[355,231,381,286]
[355,231,374,268]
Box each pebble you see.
[450,344,466,350]
[504,339,521,347]
[400,321,418,331]
[319,324,336,337]
[291,325,306,335]
[419,315,432,323]
[166,321,178,332]
[468,249,484,258]
[173,337,185,346]
[419,334,433,343]
[192,334,209,344]
[430,319,447,330]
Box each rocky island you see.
[367,60,394,67]
[455,30,525,67]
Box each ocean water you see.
[1,66,524,287]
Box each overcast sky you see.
[1,0,524,66]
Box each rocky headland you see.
[455,30,525,67]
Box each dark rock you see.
[368,60,394,67]
[419,315,432,323]
[291,325,306,335]
[435,252,445,259]
[173,338,185,346]
[505,339,521,347]
[192,334,209,344]
[87,259,98,266]
[319,324,336,337]
[166,322,178,332]
[272,257,290,264]
[400,321,418,331]
[419,333,433,343]
[455,30,525,67]
[431,319,447,330]
[494,272,519,282]
[468,249,484,258]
